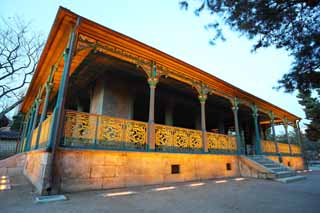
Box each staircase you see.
[241,155,306,183]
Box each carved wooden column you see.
[147,63,158,150]
[198,84,208,152]
[231,98,242,155]
[25,105,36,151]
[283,118,292,156]
[35,75,54,149]
[251,104,261,155]
[269,111,282,162]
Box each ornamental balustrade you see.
[63,110,147,150]
[278,142,291,155]
[262,140,301,155]
[29,115,52,150]
[207,132,237,154]
[291,144,301,155]
[261,140,277,154]
[155,124,203,153]
[63,110,238,153]
[62,110,301,156]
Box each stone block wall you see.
[266,155,304,170]
[282,156,304,170]
[23,150,52,193]
[55,149,239,192]
[0,152,26,176]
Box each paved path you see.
[0,172,319,213]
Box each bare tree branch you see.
[0,16,44,119]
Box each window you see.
[226,163,232,171]
[171,164,180,174]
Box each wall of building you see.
[266,155,304,170]
[90,74,134,119]
[0,140,17,159]
[55,148,240,192]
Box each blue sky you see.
[1,0,306,129]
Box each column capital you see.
[46,82,53,91]
[268,111,275,123]
[198,94,207,104]
[250,104,259,117]
[148,77,159,88]
[230,97,240,111]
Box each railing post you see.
[251,104,261,155]
[93,115,99,147]
[198,84,208,152]
[269,111,282,162]
[283,118,292,156]
[147,63,158,151]
[35,68,54,149]
[231,97,241,155]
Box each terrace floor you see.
[0,171,319,213]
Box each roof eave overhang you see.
[20,7,301,122]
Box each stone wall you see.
[23,150,52,193]
[55,148,240,192]
[282,156,304,170]
[0,152,26,176]
[266,155,304,170]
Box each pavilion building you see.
[16,7,304,194]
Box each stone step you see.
[269,167,291,173]
[275,175,306,183]
[275,171,295,178]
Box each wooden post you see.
[35,80,53,149]
[147,63,158,150]
[25,105,35,151]
[198,84,208,152]
[283,118,292,156]
[251,105,261,155]
[231,98,241,155]
[269,112,282,162]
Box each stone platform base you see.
[54,149,240,192]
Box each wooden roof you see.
[20,7,300,123]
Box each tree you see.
[297,91,320,140]
[180,0,320,140]
[0,17,44,122]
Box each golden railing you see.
[155,124,203,152]
[64,110,147,150]
[278,142,290,154]
[291,144,301,155]
[207,132,237,153]
[30,115,52,149]
[261,140,277,153]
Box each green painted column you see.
[283,118,292,156]
[28,96,41,150]
[251,104,261,155]
[35,81,53,149]
[269,112,282,162]
[147,63,158,151]
[19,114,29,152]
[47,18,80,152]
[198,85,208,152]
[231,98,242,155]
[25,106,36,151]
